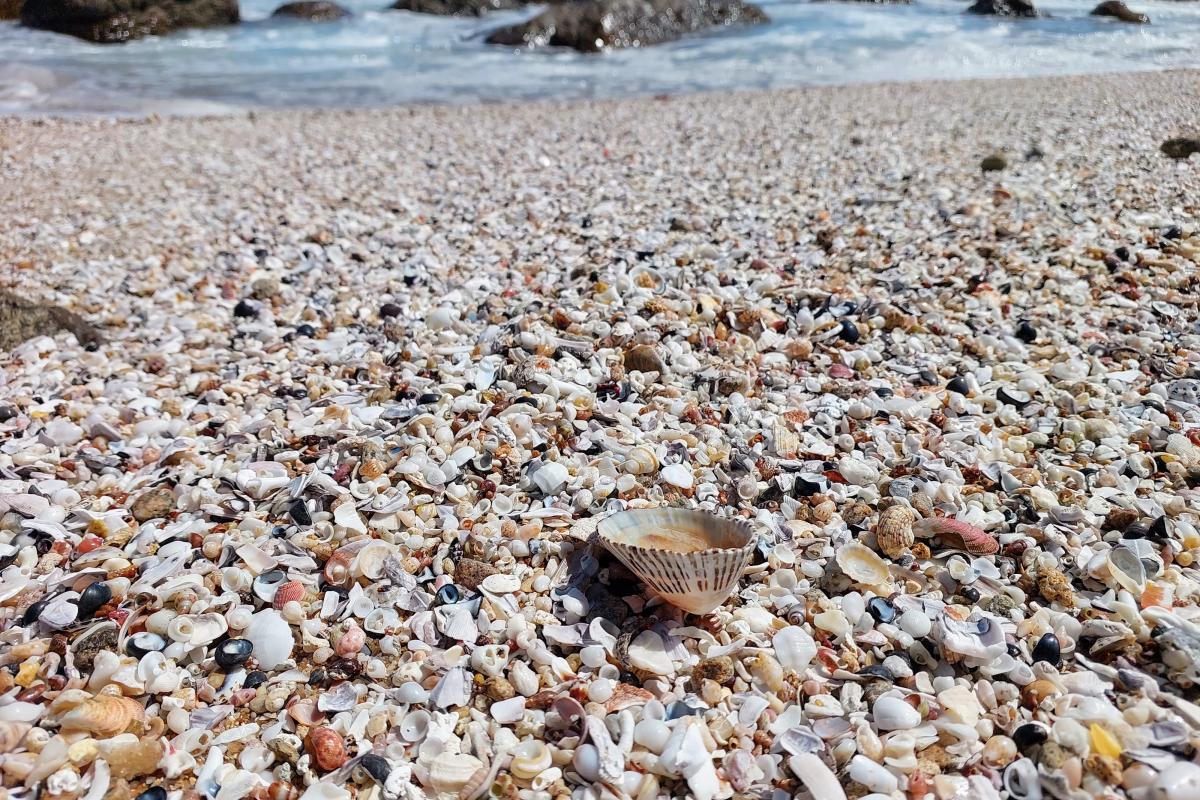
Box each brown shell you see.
[914,517,999,555]
[59,694,145,738]
[305,726,347,772]
[874,505,916,559]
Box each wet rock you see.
[0,0,22,20]
[21,0,238,43]
[0,290,101,351]
[966,0,1040,16]
[392,0,529,14]
[272,1,352,20]
[1090,1,1148,22]
[981,153,1008,172]
[485,0,768,52]
[455,558,499,591]
[1161,135,1200,160]
[130,486,176,522]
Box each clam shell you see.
[427,752,483,795]
[351,541,395,580]
[914,517,999,555]
[835,542,891,588]
[874,505,915,559]
[596,508,755,615]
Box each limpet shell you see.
[835,542,891,589]
[596,508,755,615]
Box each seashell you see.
[834,542,891,588]
[0,721,31,754]
[872,696,921,730]
[39,592,80,629]
[510,739,552,781]
[1003,757,1042,800]
[244,610,295,670]
[914,517,999,555]
[470,644,510,677]
[59,695,145,738]
[490,696,526,724]
[773,625,817,672]
[252,570,289,604]
[317,681,359,713]
[272,580,306,610]
[351,541,395,580]
[336,623,365,657]
[622,445,659,476]
[596,508,756,615]
[874,505,915,559]
[428,752,484,795]
[304,726,346,772]
[364,607,400,634]
[940,612,1007,661]
[323,543,363,587]
[788,752,847,800]
[626,630,675,676]
[167,613,228,647]
[288,698,325,726]
[480,573,521,595]
[399,710,431,741]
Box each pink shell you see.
[914,517,999,555]
[272,580,305,609]
[336,623,365,657]
[287,698,326,726]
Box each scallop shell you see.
[59,695,145,738]
[835,542,891,588]
[874,505,915,559]
[914,517,999,555]
[271,581,306,610]
[596,508,755,615]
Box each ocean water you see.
[1,0,1199,113]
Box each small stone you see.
[1032,632,1060,664]
[455,558,498,591]
[624,344,667,374]
[1161,135,1200,160]
[692,656,734,686]
[250,276,282,299]
[271,0,351,19]
[1090,0,1147,22]
[1103,507,1139,531]
[233,299,259,318]
[130,487,175,522]
[484,676,516,701]
[980,153,1008,172]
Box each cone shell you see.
[874,505,916,559]
[914,517,999,555]
[59,694,145,738]
[272,580,305,610]
[596,508,755,615]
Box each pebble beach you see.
[2,68,1200,800]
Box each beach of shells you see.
[1,69,1200,800]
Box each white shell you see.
[351,541,395,580]
[789,752,847,800]
[399,710,431,742]
[364,607,400,634]
[835,542,891,588]
[244,610,295,670]
[596,508,755,615]
[469,644,510,677]
[510,739,553,780]
[773,625,817,672]
[627,630,675,676]
[480,573,521,595]
[429,667,471,709]
[872,696,921,731]
[490,696,526,725]
[427,752,483,794]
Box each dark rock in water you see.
[392,0,529,14]
[1161,135,1200,160]
[1,0,23,20]
[0,290,101,351]
[21,0,238,43]
[966,0,1039,16]
[981,153,1008,172]
[486,0,768,52]
[814,0,910,3]
[1091,1,1148,21]
[272,1,351,20]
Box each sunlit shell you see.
[596,508,755,615]
[914,517,999,555]
[835,542,891,588]
[59,695,145,738]
[623,445,659,476]
[426,752,483,795]
[510,740,553,780]
[271,580,306,610]
[351,541,395,580]
[304,726,347,772]
[874,505,915,559]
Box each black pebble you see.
[327,658,361,681]
[359,754,392,785]
[243,670,268,690]
[233,300,258,318]
[947,376,971,395]
[135,789,167,800]
[308,668,328,686]
[873,386,893,399]
[961,586,981,603]
[418,392,441,405]
[436,584,461,605]
[295,323,317,337]
[1015,320,1037,343]
[1012,723,1049,750]
[857,664,894,681]
[839,319,860,343]
[77,581,112,619]
[0,405,17,422]
[380,303,403,319]
[1164,225,1183,240]
[23,595,53,626]
[1032,632,1060,664]
[1114,246,1130,261]
[289,499,312,526]
[866,597,896,624]
[214,638,254,670]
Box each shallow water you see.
[1,0,1198,113]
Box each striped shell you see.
[914,517,999,555]
[874,505,916,559]
[59,694,145,738]
[596,508,755,615]
[272,580,305,610]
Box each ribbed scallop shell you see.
[271,580,305,610]
[874,505,916,559]
[914,517,999,555]
[596,508,755,615]
[59,694,145,738]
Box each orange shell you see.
[272,580,305,609]
[914,517,999,555]
[305,726,347,772]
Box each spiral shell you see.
[509,740,553,780]
[336,623,365,658]
[914,517,999,555]
[271,581,305,610]
[622,445,659,476]
[59,694,145,738]
[304,726,347,772]
[323,546,357,587]
[874,505,915,559]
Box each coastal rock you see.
[1161,135,1200,159]
[1091,1,1148,22]
[981,153,1007,172]
[391,0,529,15]
[272,1,350,20]
[966,0,1040,16]
[0,0,22,20]
[0,290,101,351]
[485,0,768,52]
[21,0,239,43]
